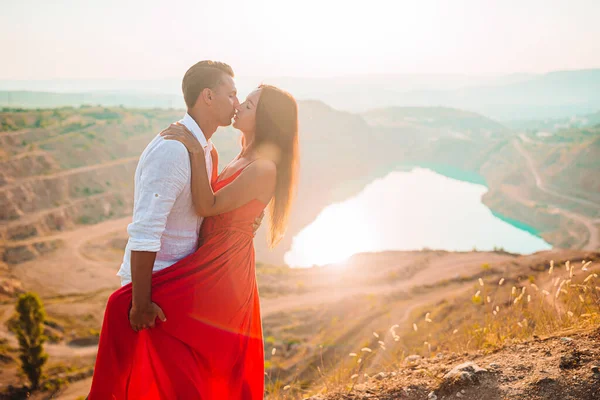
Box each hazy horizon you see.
[0,70,579,96]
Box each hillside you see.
[518,126,600,203]
[506,110,600,133]
[284,251,600,400]
[1,103,599,272]
[0,244,597,398]
[303,327,600,400]
[0,103,598,399]
[362,106,511,138]
[0,107,185,268]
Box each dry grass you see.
[402,258,600,355]
[262,258,600,399]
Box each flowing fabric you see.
[88,166,266,399]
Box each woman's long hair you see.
[250,84,299,247]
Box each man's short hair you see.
[182,61,234,108]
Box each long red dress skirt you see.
[88,171,266,399]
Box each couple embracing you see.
[87,60,299,399]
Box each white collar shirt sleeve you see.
[126,140,189,252]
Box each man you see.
[116,60,258,332]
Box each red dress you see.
[88,166,266,399]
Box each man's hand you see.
[129,302,167,332]
[252,211,265,236]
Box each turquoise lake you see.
[285,167,552,267]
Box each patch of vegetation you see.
[402,258,599,354]
[83,131,97,140]
[77,215,96,225]
[14,292,49,389]
[40,376,68,393]
[76,186,104,196]
[84,110,122,120]
[61,121,95,134]
[0,338,17,364]
[256,263,292,275]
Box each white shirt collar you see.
[180,112,213,151]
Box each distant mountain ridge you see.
[0,90,184,110]
[362,106,510,137]
[2,69,600,120]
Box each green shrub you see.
[14,292,48,389]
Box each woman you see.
[88,84,299,399]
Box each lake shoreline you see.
[285,166,552,267]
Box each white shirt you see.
[117,113,213,286]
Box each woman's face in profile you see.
[233,88,261,135]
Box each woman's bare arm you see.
[160,123,276,216]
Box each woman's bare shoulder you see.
[250,158,277,174]
[241,158,277,186]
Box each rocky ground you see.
[1,249,598,399]
[306,326,600,400]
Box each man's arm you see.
[130,250,156,314]
[127,140,188,330]
[129,251,166,331]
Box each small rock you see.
[489,363,501,370]
[456,393,463,398]
[560,337,573,343]
[592,365,600,374]
[0,278,24,296]
[461,389,466,393]
[536,377,556,386]
[443,362,488,380]
[438,362,489,395]
[405,354,422,363]
[514,364,532,372]
[374,372,387,380]
[560,351,582,369]
[428,391,437,400]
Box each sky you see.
[1,0,600,80]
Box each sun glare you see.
[284,197,379,268]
